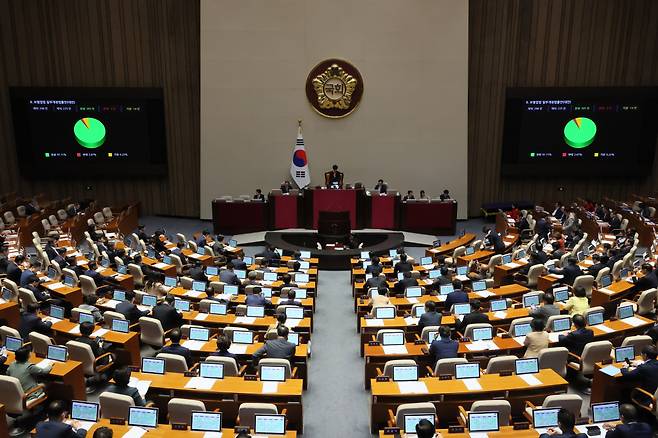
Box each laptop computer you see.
[513,322,532,337]
[174,299,190,312]
[404,414,434,436]
[592,402,620,423]
[128,407,159,428]
[552,317,571,332]
[189,327,210,341]
[392,365,418,382]
[78,312,95,325]
[111,319,130,333]
[553,286,569,302]
[232,331,254,344]
[71,400,100,422]
[141,294,157,307]
[522,294,540,308]
[586,311,605,326]
[192,281,206,292]
[246,306,265,318]
[490,299,507,312]
[468,412,500,432]
[285,307,304,320]
[381,332,405,346]
[199,362,224,379]
[455,363,480,379]
[260,365,286,382]
[453,303,471,316]
[614,346,635,363]
[263,272,278,282]
[472,327,493,341]
[405,286,423,298]
[532,408,559,429]
[49,305,65,320]
[5,336,22,352]
[47,345,68,362]
[209,303,227,315]
[141,357,166,375]
[254,414,286,435]
[439,284,454,295]
[472,281,487,292]
[191,411,222,432]
[374,307,396,319]
[515,358,539,375]
[164,277,177,287]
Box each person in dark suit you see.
[36,400,87,438]
[586,254,607,278]
[23,274,50,303]
[280,181,292,194]
[75,321,112,374]
[253,189,265,201]
[483,227,505,253]
[324,164,343,188]
[439,189,451,201]
[92,427,113,438]
[115,290,149,324]
[458,300,489,333]
[393,254,413,275]
[394,271,418,293]
[536,217,551,239]
[549,241,565,261]
[195,230,211,249]
[279,289,301,307]
[83,261,110,287]
[632,263,658,291]
[418,301,442,330]
[431,266,452,289]
[429,325,458,364]
[280,273,298,288]
[209,335,238,361]
[619,345,658,395]
[415,419,436,438]
[230,256,248,270]
[159,328,192,368]
[549,257,583,285]
[539,408,587,438]
[402,190,415,201]
[444,280,469,309]
[151,295,183,331]
[219,262,241,286]
[558,314,593,356]
[187,262,208,283]
[551,202,565,220]
[246,287,271,307]
[256,245,281,264]
[365,274,387,290]
[19,303,52,340]
[530,292,560,321]
[252,325,296,363]
[602,403,652,438]
[44,240,62,263]
[609,214,622,230]
[66,203,81,218]
[6,254,25,285]
[374,179,388,194]
[365,256,383,276]
[106,367,146,406]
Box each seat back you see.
[527,264,545,287]
[580,341,613,375]
[508,317,533,337]
[104,311,126,328]
[546,315,571,332]
[18,288,38,311]
[168,398,206,424]
[188,241,198,252]
[139,317,165,347]
[222,326,248,339]
[71,307,93,322]
[395,402,436,428]
[29,332,54,357]
[611,260,624,280]
[79,275,98,297]
[420,326,441,343]
[66,340,96,375]
[487,255,503,273]
[382,359,417,378]
[205,356,240,376]
[0,375,27,414]
[434,358,468,376]
[452,246,466,259]
[1,279,19,302]
[102,207,113,219]
[62,268,79,284]
[179,276,194,290]
[541,394,583,418]
[464,323,493,339]
[621,335,653,352]
[176,234,187,246]
[470,400,512,426]
[375,329,405,344]
[127,264,144,286]
[0,325,20,343]
[57,209,68,221]
[3,211,15,225]
[636,288,657,316]
[99,392,134,419]
[582,306,605,323]
[258,358,292,380]
[94,212,105,225]
[169,254,183,274]
[209,281,225,293]
[538,347,569,377]
[156,352,188,373]
[485,355,517,374]
[594,267,611,285]
[572,275,595,297]
[238,403,278,428]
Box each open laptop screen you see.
[191,411,222,432]
[128,407,159,428]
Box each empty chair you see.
[546,315,571,332]
[517,264,545,288]
[188,241,198,252]
[1,279,19,302]
[375,329,405,344]
[393,402,436,428]
[71,307,95,323]
[28,332,55,357]
[16,206,26,217]
[102,207,113,219]
[57,209,68,221]
[0,375,48,435]
[222,326,249,339]
[636,288,657,316]
[48,215,58,227]
[258,358,294,379]
[209,281,225,293]
[179,276,194,290]
[99,392,134,419]
[621,335,653,352]
[206,356,245,376]
[66,340,113,392]
[79,275,100,297]
[572,275,595,297]
[176,233,187,246]
[139,317,166,348]
[3,211,15,225]
[156,353,189,373]
[18,288,38,312]
[0,326,20,344]
[432,358,468,376]
[459,400,512,426]
[524,394,583,421]
[487,254,503,274]
[594,267,610,285]
[568,340,613,379]
[611,260,624,279]
[381,359,417,379]
[169,254,184,274]
[127,264,145,287]
[238,403,278,429]
[485,355,517,374]
[94,212,105,225]
[538,347,569,377]
[168,399,206,425]
[62,268,79,285]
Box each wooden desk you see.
[380,425,571,437]
[182,311,312,333]
[97,267,135,291]
[5,351,86,401]
[590,356,637,404]
[42,281,83,307]
[181,249,213,267]
[130,371,303,432]
[0,301,20,327]
[369,369,568,433]
[590,278,636,307]
[142,257,177,277]
[0,404,7,438]
[493,260,529,287]
[169,287,315,312]
[87,419,297,437]
[425,233,477,257]
[50,320,142,366]
[456,250,495,266]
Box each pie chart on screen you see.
[74,117,106,149]
[563,117,596,149]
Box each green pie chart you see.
[73,117,106,149]
[563,117,596,149]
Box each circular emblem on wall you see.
[305,59,364,118]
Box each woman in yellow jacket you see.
[563,285,590,316]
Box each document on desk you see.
[185,290,204,298]
[203,433,222,438]
[103,299,120,309]
[592,324,614,333]
[422,264,435,270]
[182,340,206,350]
[397,381,428,394]
[42,316,62,324]
[286,319,301,328]
[365,319,384,327]
[136,305,150,312]
[513,336,526,345]
[129,378,151,398]
[154,263,170,269]
[403,316,419,326]
[406,298,419,304]
[476,290,495,298]
[621,316,646,327]
[234,317,256,324]
[261,382,279,394]
[92,328,109,338]
[599,365,622,377]
[122,426,147,438]
[548,332,562,343]
[469,433,489,438]
[228,344,248,354]
[48,282,66,290]
[462,378,482,391]
[36,359,54,370]
[68,325,81,335]
[492,311,507,319]
[519,374,542,386]
[455,275,470,282]
[466,341,498,351]
[185,377,216,390]
[194,313,208,321]
[548,274,564,279]
[597,288,615,295]
[382,345,408,355]
[504,262,521,268]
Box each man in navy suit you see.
[428,325,458,364]
[483,226,505,253]
[219,262,240,286]
[115,290,149,323]
[394,271,418,293]
[36,400,87,437]
[603,403,652,438]
[619,345,658,395]
[159,328,192,367]
[418,301,442,331]
[245,287,271,307]
[444,280,469,309]
[549,257,584,285]
[539,408,586,438]
[558,314,593,357]
[151,295,183,331]
[19,303,52,340]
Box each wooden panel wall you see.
[468,0,658,216]
[0,0,200,216]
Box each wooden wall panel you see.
[0,0,200,216]
[468,0,658,216]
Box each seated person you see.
[365,273,387,289]
[632,263,658,291]
[418,301,441,330]
[36,400,87,438]
[393,254,413,275]
[370,286,390,308]
[279,289,301,306]
[558,314,593,357]
[195,230,211,249]
[7,346,53,400]
[159,328,192,368]
[444,280,469,309]
[219,262,241,286]
[415,419,437,438]
[280,273,298,288]
[253,189,265,201]
[602,403,652,438]
[230,256,248,271]
[252,325,296,363]
[23,273,50,303]
[524,318,549,358]
[115,290,150,324]
[563,286,589,316]
[204,287,226,303]
[429,325,458,364]
[93,427,113,438]
[529,292,560,321]
[188,262,208,283]
[245,287,271,307]
[365,256,383,276]
[418,190,429,200]
[432,266,452,288]
[549,257,583,285]
[439,189,451,201]
[374,179,388,194]
[255,245,281,263]
[209,334,238,361]
[19,303,52,340]
[394,270,418,293]
[83,260,111,287]
[79,294,103,322]
[458,299,489,333]
[75,321,112,368]
[106,367,146,406]
[539,408,586,438]
[402,190,415,201]
[151,295,183,332]
[324,164,343,188]
[619,345,658,396]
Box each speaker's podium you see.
[268,189,301,229]
[305,188,362,229]
[318,211,351,244]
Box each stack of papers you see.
[92,328,109,337]
[36,359,54,370]
[397,381,428,394]
[621,317,646,327]
[122,426,147,438]
[513,336,526,345]
[404,316,419,326]
[548,332,562,343]
[599,365,622,377]
[261,382,279,393]
[228,344,248,354]
[519,374,542,386]
[185,377,215,390]
[234,316,256,324]
[182,340,206,350]
[154,262,170,269]
[286,319,301,328]
[597,288,615,295]
[185,290,204,298]
[103,299,120,308]
[406,298,419,304]
[68,325,81,335]
[382,345,408,355]
[365,319,384,327]
[48,282,66,290]
[128,378,151,398]
[492,311,507,319]
[466,340,498,351]
[548,274,564,279]
[504,262,521,268]
[476,290,495,298]
[194,313,208,321]
[462,378,482,390]
[42,316,62,324]
[592,324,614,333]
